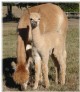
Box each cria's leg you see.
[54,49,66,85]
[33,60,41,89]
[32,48,42,89]
[42,54,50,88]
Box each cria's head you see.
[30,13,41,29]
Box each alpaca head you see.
[12,62,29,85]
[30,13,41,29]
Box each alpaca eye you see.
[30,18,33,21]
[38,18,40,20]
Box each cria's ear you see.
[27,8,30,15]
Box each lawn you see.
[3,19,79,91]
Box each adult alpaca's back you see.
[29,3,68,34]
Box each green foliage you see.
[3,3,79,12]
[3,3,15,6]
[54,3,79,12]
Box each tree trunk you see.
[7,4,12,18]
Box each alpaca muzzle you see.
[31,21,37,29]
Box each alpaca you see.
[29,6,68,89]
[12,3,68,90]
[12,43,32,90]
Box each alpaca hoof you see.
[55,80,58,84]
[33,85,38,90]
[61,81,65,85]
[45,84,49,89]
[45,81,50,89]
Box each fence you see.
[65,12,80,19]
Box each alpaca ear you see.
[27,8,30,15]
[11,61,17,70]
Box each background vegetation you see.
[3,2,79,12]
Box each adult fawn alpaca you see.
[29,4,68,89]
[12,3,68,90]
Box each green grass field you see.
[3,19,79,91]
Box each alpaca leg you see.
[55,67,59,84]
[55,65,60,84]
[32,49,42,89]
[42,55,50,88]
[51,54,60,84]
[39,68,43,83]
[54,49,66,85]
[60,50,67,85]
[33,60,41,89]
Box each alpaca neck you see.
[32,26,40,35]
[32,25,41,38]
[32,25,43,47]
[17,35,26,64]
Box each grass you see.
[3,20,79,91]
[3,23,17,58]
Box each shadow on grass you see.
[3,57,21,90]
[3,57,56,90]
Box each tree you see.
[7,3,13,18]
[3,2,79,19]
[3,3,15,20]
[55,3,79,12]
